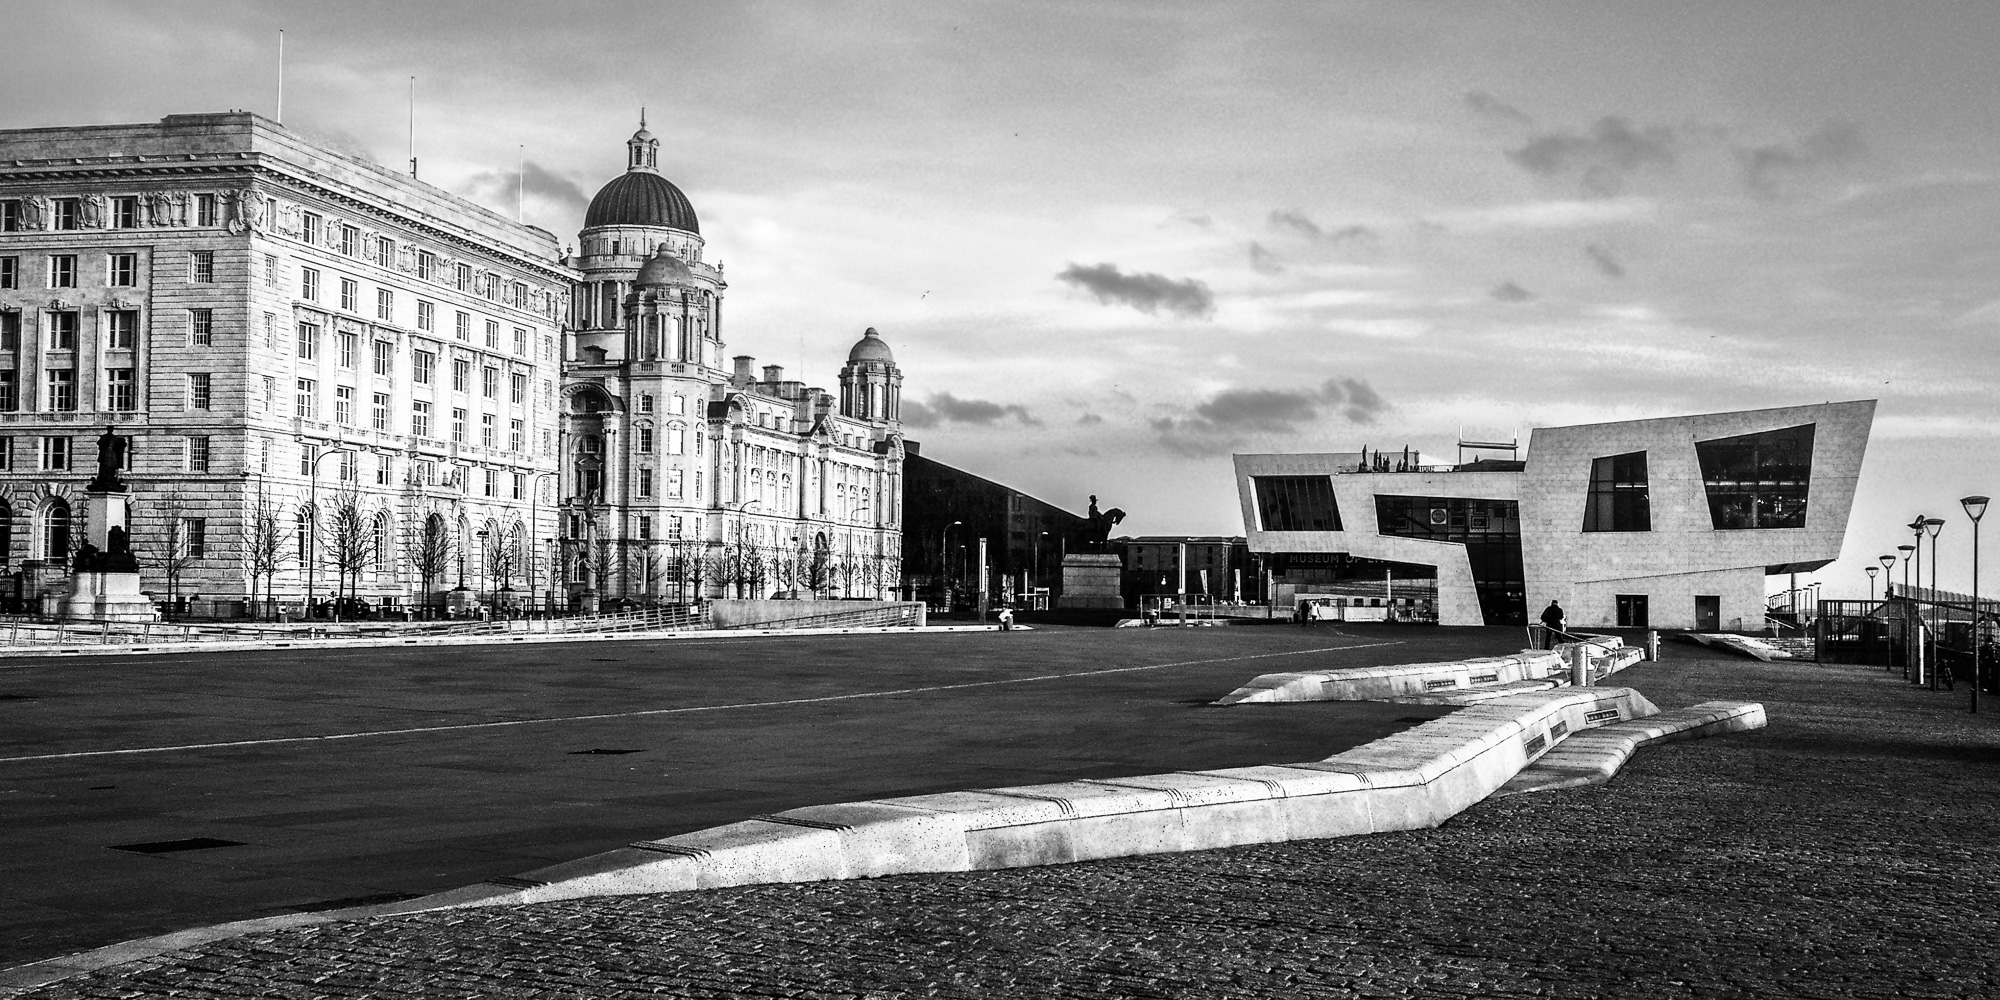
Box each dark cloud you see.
[1507,116,1677,195]
[1735,121,1865,197]
[1490,281,1536,303]
[464,160,590,216]
[1056,262,1215,319]
[1153,378,1388,453]
[902,393,1039,429]
[1464,90,1533,125]
[1076,412,1105,425]
[1247,241,1285,275]
[1584,244,1625,279]
[1267,210,1376,245]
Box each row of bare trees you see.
[556,536,900,602]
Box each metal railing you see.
[718,604,923,631]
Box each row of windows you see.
[0,433,210,472]
[0,195,220,232]
[0,252,178,289]
[281,206,538,310]
[293,267,543,355]
[0,309,217,351]
[289,323,539,400]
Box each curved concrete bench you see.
[1214,650,1565,705]
[398,686,1659,911]
[1492,700,1766,796]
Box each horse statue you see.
[1081,495,1127,552]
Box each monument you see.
[61,429,158,621]
[1058,494,1127,610]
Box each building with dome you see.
[558,120,905,605]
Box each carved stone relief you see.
[78,194,104,228]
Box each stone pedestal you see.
[63,569,156,622]
[1058,553,1125,609]
[61,490,156,622]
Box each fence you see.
[1817,597,1998,691]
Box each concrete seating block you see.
[656,819,847,889]
[510,845,703,899]
[769,801,973,877]
[1276,787,1378,840]
[964,821,1077,870]
[877,789,1074,831]
[1200,763,1368,797]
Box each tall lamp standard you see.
[304,447,353,621]
[1924,517,1945,691]
[939,520,962,601]
[1898,543,1917,679]
[1962,496,1989,712]
[1910,517,1930,685]
[1878,553,1897,598]
[1866,566,1879,603]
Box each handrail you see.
[720,605,922,631]
[1763,614,1806,637]
[1534,625,1620,650]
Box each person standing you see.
[1539,599,1567,649]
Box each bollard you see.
[1568,644,1592,687]
[1645,630,1660,662]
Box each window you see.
[301,266,319,301]
[263,312,275,349]
[340,277,359,312]
[180,518,207,559]
[484,320,499,348]
[374,236,395,268]
[111,197,138,228]
[513,327,528,355]
[542,335,555,361]
[196,193,217,227]
[417,251,435,280]
[52,198,78,230]
[1697,424,1816,530]
[0,313,14,351]
[264,254,278,288]
[372,340,393,376]
[510,372,526,404]
[412,400,433,437]
[639,427,654,453]
[107,310,138,349]
[187,373,211,410]
[638,468,653,498]
[1253,476,1342,532]
[372,392,390,430]
[44,370,74,411]
[334,385,354,424]
[49,254,76,288]
[509,419,523,451]
[0,200,16,231]
[296,321,319,359]
[416,459,434,485]
[451,407,467,443]
[1,256,14,288]
[42,436,70,471]
[300,443,319,476]
[301,212,321,245]
[1583,452,1652,532]
[184,308,212,346]
[482,274,497,300]
[667,469,684,499]
[259,438,270,473]
[340,225,360,257]
[0,371,16,411]
[638,515,652,540]
[106,368,136,411]
[108,253,137,286]
[417,300,435,332]
[413,349,435,384]
[337,331,358,369]
[452,358,470,392]
[192,250,215,283]
[670,394,686,416]
[376,454,393,485]
[47,311,77,350]
[261,375,275,411]
[484,468,497,497]
[338,451,357,482]
[295,378,317,418]
[668,426,685,455]
[454,311,470,341]
[639,393,654,414]
[186,436,210,472]
[376,287,393,322]
[668,516,684,540]
[0,437,10,470]
[481,413,495,447]
[482,366,499,398]
[455,263,472,291]
[512,473,525,500]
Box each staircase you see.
[1763,636,1817,661]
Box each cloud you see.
[1056,262,1215,318]
[1077,412,1105,425]
[901,393,1039,429]
[1507,116,1677,195]
[1584,244,1625,279]
[1152,377,1388,453]
[1267,209,1376,244]
[1464,90,1533,125]
[1735,121,1866,197]
[1247,241,1285,275]
[1490,281,1536,302]
[464,160,590,217]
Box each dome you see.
[847,327,895,364]
[584,170,700,232]
[634,246,693,286]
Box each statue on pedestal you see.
[1080,494,1126,552]
[87,428,127,493]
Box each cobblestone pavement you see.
[17,652,2000,998]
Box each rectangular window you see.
[452,358,470,392]
[0,312,14,351]
[0,437,10,471]
[52,199,77,230]
[264,254,279,288]
[455,263,472,292]
[106,310,138,349]
[1253,476,1343,532]
[638,515,653,540]
[0,255,15,289]
[296,321,319,359]
[451,407,467,443]
[301,266,319,301]
[196,193,217,227]
[512,472,525,500]
[186,308,212,346]
[513,327,528,355]
[480,413,495,447]
[482,274,497,300]
[376,287,393,322]
[0,371,17,411]
[340,277,359,312]
[417,251,436,280]
[372,391,390,430]
[668,516,684,540]
[510,372,526,404]
[639,427,654,454]
[263,312,275,349]
[510,418,524,451]
[43,436,70,470]
[340,224,360,257]
[667,468,684,499]
[638,468,653,498]
[412,400,433,437]
[1583,452,1652,532]
[0,200,17,231]
[111,197,137,229]
[374,236,395,268]
[511,282,528,308]
[376,454,392,485]
[669,394,686,415]
[108,253,137,286]
[372,340,393,376]
[302,212,322,245]
[417,300,435,332]
[296,378,317,418]
[186,436,210,472]
[337,331,358,369]
[542,335,554,361]
[300,443,318,476]
[485,319,499,348]
[48,311,78,350]
[261,375,276,412]
[338,451,357,482]
[1697,424,1816,530]
[105,368,136,411]
[482,366,499,398]
[413,349,435,384]
[484,468,497,497]
[454,311,470,341]
[180,518,207,559]
[45,370,75,411]
[49,254,76,288]
[259,438,270,474]
[334,385,354,424]
[192,250,215,283]
[187,373,212,410]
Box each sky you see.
[4,1,1997,598]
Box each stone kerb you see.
[1214,650,1567,705]
[393,686,1660,912]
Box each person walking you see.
[1539,599,1567,649]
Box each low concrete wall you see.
[707,599,926,629]
[399,686,1660,911]
[1215,650,1566,705]
[1494,700,1767,796]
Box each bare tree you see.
[133,488,196,607]
[319,481,373,619]
[241,480,290,619]
[632,539,669,603]
[483,525,520,598]
[802,535,837,598]
[743,545,769,599]
[408,511,455,612]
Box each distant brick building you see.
[901,446,1091,607]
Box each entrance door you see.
[1616,594,1649,628]
[1694,595,1720,631]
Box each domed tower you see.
[839,327,902,424]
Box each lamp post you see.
[1866,566,1878,603]
[1925,517,1945,691]
[939,519,962,604]
[1911,517,1930,684]
[304,447,352,621]
[1035,530,1050,609]
[476,528,491,606]
[1963,495,1988,712]
[525,471,557,615]
[1878,553,1896,599]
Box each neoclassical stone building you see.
[561,122,905,603]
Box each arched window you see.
[41,498,70,562]
[297,504,315,562]
[372,513,391,572]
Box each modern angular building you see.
[1234,401,1875,630]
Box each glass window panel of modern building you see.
[1582,451,1651,532]
[1375,494,1525,625]
[1695,424,1814,529]
[1252,476,1342,531]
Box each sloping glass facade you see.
[1582,451,1651,532]
[1375,494,1525,625]
[1254,475,1342,532]
[1696,424,1814,529]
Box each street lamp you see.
[940,520,962,599]
[476,528,491,604]
[1866,565,1879,603]
[1925,517,1945,691]
[304,447,353,621]
[1963,495,1989,712]
[1878,553,1897,599]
